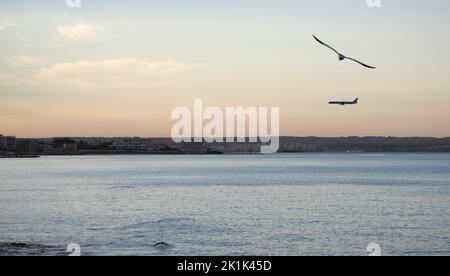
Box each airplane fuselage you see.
[329,98,359,106]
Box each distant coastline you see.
[2,136,450,158]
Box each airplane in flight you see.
[329,98,359,106]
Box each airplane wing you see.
[313,35,341,55]
[346,57,376,69]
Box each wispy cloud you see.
[34,59,203,88]
[1,58,203,89]
[0,71,35,87]
[55,23,103,42]
[5,56,46,67]
[0,14,13,31]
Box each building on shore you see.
[0,135,17,151]
[63,143,78,153]
[37,144,54,154]
[112,140,146,150]
[16,139,37,154]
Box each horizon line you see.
[4,135,450,140]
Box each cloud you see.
[34,58,203,88]
[5,56,46,67]
[1,57,46,86]
[1,57,203,89]
[0,71,35,87]
[56,23,102,41]
[0,14,13,31]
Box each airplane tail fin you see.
[354,98,359,104]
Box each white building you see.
[112,140,146,150]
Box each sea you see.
[0,153,449,256]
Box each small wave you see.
[121,217,194,230]
[0,189,61,192]
[86,227,109,231]
[108,186,136,190]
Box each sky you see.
[1,0,450,138]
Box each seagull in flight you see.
[313,35,376,69]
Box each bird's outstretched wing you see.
[313,35,340,55]
[346,57,376,69]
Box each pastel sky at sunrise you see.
[1,0,450,138]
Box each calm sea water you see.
[0,153,449,256]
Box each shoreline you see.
[2,151,450,159]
